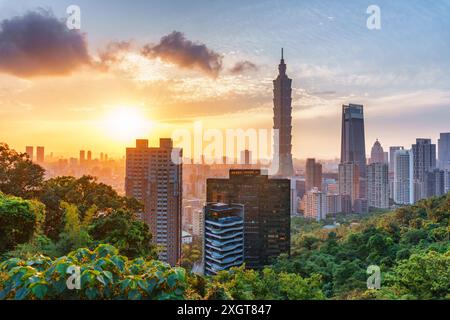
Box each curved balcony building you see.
[203,203,244,275]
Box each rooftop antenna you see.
[281,47,284,60]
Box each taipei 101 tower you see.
[272,48,294,177]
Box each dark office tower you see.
[340,104,367,198]
[272,49,294,177]
[79,150,85,165]
[207,169,290,269]
[305,158,322,191]
[203,203,244,275]
[438,132,450,170]
[126,138,182,266]
[87,150,92,162]
[36,146,45,163]
[412,138,436,200]
[25,146,33,161]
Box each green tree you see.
[39,175,143,240]
[89,209,156,259]
[0,193,45,253]
[0,143,45,199]
[387,250,450,299]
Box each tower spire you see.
[281,47,284,60]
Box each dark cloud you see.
[141,31,223,77]
[95,41,132,71]
[0,9,90,77]
[229,60,258,74]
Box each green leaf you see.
[15,287,30,300]
[128,289,141,300]
[30,283,48,299]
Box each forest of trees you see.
[0,142,448,300]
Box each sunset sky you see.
[1,0,449,159]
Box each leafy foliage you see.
[0,193,45,253]
[0,244,186,300]
[39,175,143,239]
[273,192,450,299]
[89,209,157,259]
[0,143,45,199]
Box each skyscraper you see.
[87,150,92,162]
[304,187,327,221]
[340,104,367,199]
[367,162,389,209]
[412,138,436,200]
[36,146,45,164]
[203,203,244,275]
[341,104,367,177]
[369,139,385,164]
[25,146,33,161]
[272,49,294,177]
[305,158,322,191]
[394,149,414,205]
[207,169,290,269]
[125,138,182,265]
[338,162,360,211]
[438,132,450,170]
[79,150,85,166]
[389,146,403,173]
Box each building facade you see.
[438,132,450,170]
[305,158,322,192]
[367,163,389,209]
[203,203,244,275]
[125,138,182,266]
[304,187,327,221]
[338,162,360,211]
[206,169,290,269]
[272,49,294,177]
[412,138,436,201]
[394,149,414,205]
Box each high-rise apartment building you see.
[125,138,182,266]
[79,150,85,165]
[438,132,450,170]
[338,162,360,211]
[25,146,33,161]
[304,187,327,221]
[305,158,322,191]
[394,149,414,205]
[206,169,290,269]
[203,203,244,275]
[425,169,446,198]
[412,138,436,200]
[367,162,389,209]
[36,146,44,163]
[389,146,403,173]
[272,49,294,177]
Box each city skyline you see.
[1,1,450,159]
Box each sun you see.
[102,106,153,141]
